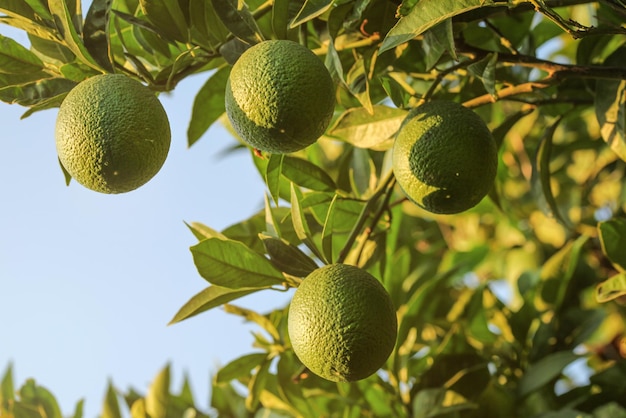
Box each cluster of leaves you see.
[3,0,626,417]
[0,363,214,418]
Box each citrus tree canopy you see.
[1,0,626,417]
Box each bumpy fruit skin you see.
[225,40,335,154]
[55,74,171,194]
[392,101,498,214]
[288,264,397,382]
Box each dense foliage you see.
[2,0,626,417]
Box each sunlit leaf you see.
[48,0,104,71]
[596,273,626,303]
[145,364,170,418]
[290,0,333,28]
[290,183,326,262]
[129,398,148,418]
[346,56,373,114]
[101,381,122,418]
[412,388,474,418]
[321,194,338,263]
[595,47,626,162]
[329,105,407,150]
[191,237,285,288]
[169,285,263,324]
[223,304,281,341]
[185,221,228,241]
[265,154,284,205]
[245,357,271,411]
[380,0,499,52]
[215,353,268,383]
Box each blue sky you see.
[0,55,291,415]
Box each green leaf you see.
[517,351,581,398]
[48,0,104,71]
[380,0,499,53]
[532,116,568,225]
[186,221,228,241]
[265,154,284,205]
[349,147,375,198]
[215,353,268,383]
[0,34,44,73]
[412,388,474,418]
[140,0,189,42]
[596,273,626,303]
[594,402,626,418]
[101,381,122,418]
[282,156,336,192]
[223,304,281,341]
[1,363,14,412]
[71,399,85,418]
[29,34,75,64]
[599,217,626,271]
[259,233,318,278]
[324,39,345,85]
[263,194,280,238]
[423,19,455,70]
[595,47,626,162]
[329,105,406,150]
[83,0,114,72]
[189,0,230,50]
[18,379,63,418]
[24,0,53,20]
[467,52,498,97]
[595,86,626,161]
[145,364,170,418]
[187,66,230,146]
[129,398,148,418]
[346,56,373,114]
[210,0,264,46]
[169,285,262,324]
[290,183,325,262]
[245,357,271,411]
[538,235,589,312]
[0,0,57,41]
[190,237,285,288]
[321,194,338,264]
[0,77,76,107]
[270,0,290,40]
[290,0,333,28]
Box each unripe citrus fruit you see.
[55,74,171,194]
[288,263,397,382]
[392,100,498,214]
[225,40,335,154]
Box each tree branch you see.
[458,43,626,81]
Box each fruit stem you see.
[336,170,396,264]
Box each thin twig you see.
[336,170,396,264]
